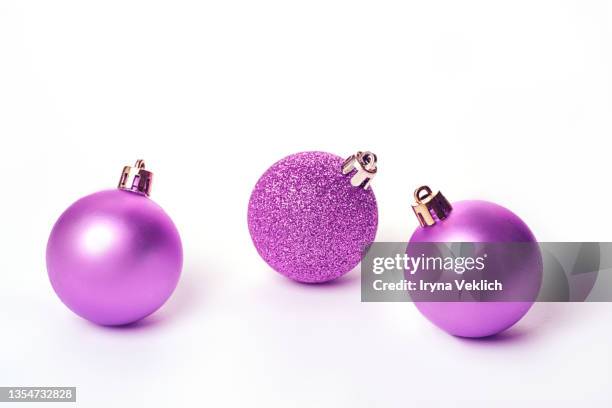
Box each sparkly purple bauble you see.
[47,189,183,326]
[409,200,542,338]
[248,151,378,283]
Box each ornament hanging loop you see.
[412,185,452,227]
[118,159,153,196]
[341,151,378,190]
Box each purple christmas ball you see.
[47,163,182,326]
[248,151,378,283]
[409,191,542,338]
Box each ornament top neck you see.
[412,185,452,227]
[118,159,153,196]
[341,151,377,190]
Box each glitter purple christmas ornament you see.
[248,151,378,283]
[46,160,183,326]
[407,186,542,338]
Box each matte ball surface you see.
[409,200,542,338]
[47,189,183,326]
[248,151,378,283]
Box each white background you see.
[1,1,611,407]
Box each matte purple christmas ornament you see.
[248,151,378,283]
[46,160,183,326]
[408,186,542,338]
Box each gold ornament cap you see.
[341,151,378,190]
[412,185,452,227]
[118,160,153,196]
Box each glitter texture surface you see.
[248,151,378,283]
